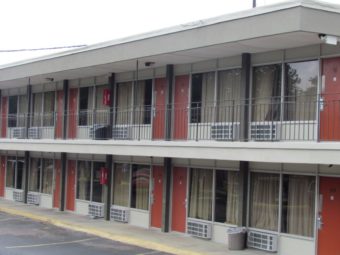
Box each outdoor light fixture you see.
[45,77,54,82]
[319,34,339,45]
[144,61,155,67]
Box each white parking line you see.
[6,237,98,249]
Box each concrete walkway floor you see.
[0,199,267,255]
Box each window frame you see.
[28,157,55,194]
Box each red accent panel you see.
[66,160,76,211]
[173,75,189,140]
[1,97,8,138]
[171,167,187,233]
[53,159,61,208]
[318,177,340,255]
[103,89,111,106]
[68,89,78,139]
[152,78,166,140]
[0,156,6,197]
[55,91,64,139]
[151,166,163,228]
[320,57,340,141]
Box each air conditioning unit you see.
[187,219,212,239]
[250,123,279,141]
[112,126,131,140]
[28,127,42,139]
[88,202,104,218]
[89,124,110,140]
[12,127,26,139]
[247,230,278,252]
[110,206,129,223]
[12,190,24,202]
[211,123,239,141]
[27,192,40,205]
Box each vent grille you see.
[112,126,131,140]
[13,190,24,202]
[211,123,239,141]
[247,231,278,252]
[28,127,42,139]
[250,123,279,141]
[187,219,212,239]
[110,206,129,223]
[27,192,40,205]
[12,127,26,139]
[89,124,110,140]
[88,203,104,218]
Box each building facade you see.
[0,1,340,255]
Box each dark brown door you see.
[171,167,187,232]
[68,89,78,139]
[66,160,76,211]
[152,78,166,140]
[55,91,64,139]
[173,75,189,140]
[151,166,163,228]
[53,159,61,208]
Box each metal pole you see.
[253,0,256,8]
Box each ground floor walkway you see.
[0,199,265,255]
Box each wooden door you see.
[173,75,189,140]
[68,88,78,139]
[53,159,61,208]
[320,57,340,141]
[0,156,6,197]
[171,167,187,232]
[1,97,7,138]
[151,166,163,228]
[152,78,166,140]
[318,177,340,255]
[55,91,64,139]
[66,160,76,211]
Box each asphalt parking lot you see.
[0,211,169,255]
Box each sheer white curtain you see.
[113,164,130,207]
[29,158,40,192]
[32,93,43,126]
[134,81,146,124]
[77,161,91,201]
[43,92,55,127]
[133,166,150,210]
[201,72,215,123]
[116,82,132,125]
[226,171,239,224]
[18,95,27,127]
[189,168,213,221]
[42,159,53,194]
[250,172,279,231]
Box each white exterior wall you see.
[40,193,53,209]
[129,209,149,228]
[4,188,14,201]
[75,200,90,215]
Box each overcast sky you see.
[0,0,339,66]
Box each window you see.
[281,175,315,237]
[79,87,94,126]
[131,164,150,210]
[32,92,55,127]
[8,95,27,128]
[249,172,279,231]
[113,163,130,207]
[6,156,15,188]
[134,80,152,125]
[252,65,282,122]
[217,69,241,122]
[29,158,53,194]
[214,170,239,224]
[188,168,213,221]
[116,82,132,125]
[190,72,215,123]
[284,61,318,121]
[76,161,105,203]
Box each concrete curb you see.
[0,206,202,255]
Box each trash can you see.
[227,227,246,250]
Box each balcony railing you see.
[1,95,339,142]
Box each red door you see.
[1,97,7,138]
[320,57,340,141]
[318,177,340,255]
[173,75,189,140]
[0,156,6,197]
[151,166,163,228]
[66,160,76,211]
[53,159,61,208]
[55,91,64,139]
[68,88,78,139]
[152,78,166,140]
[171,167,187,233]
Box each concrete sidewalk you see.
[0,199,265,255]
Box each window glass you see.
[92,162,105,203]
[43,91,55,126]
[134,80,152,124]
[79,87,94,126]
[32,93,43,126]
[131,165,150,210]
[116,82,133,125]
[76,161,91,201]
[18,95,27,127]
[29,158,41,192]
[249,172,279,231]
[188,168,213,221]
[113,163,130,207]
[281,175,315,237]
[16,158,24,190]
[217,69,241,122]
[214,170,239,224]
[41,159,53,194]
[284,61,318,121]
[8,96,18,128]
[252,65,282,122]
[6,156,15,188]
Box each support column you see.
[165,65,174,141]
[23,151,29,203]
[108,73,115,136]
[238,161,249,227]
[161,157,172,232]
[239,53,251,141]
[104,155,113,221]
[25,84,32,138]
[62,80,69,139]
[59,152,67,211]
